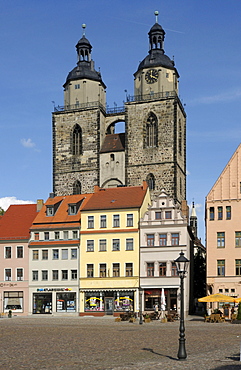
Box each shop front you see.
[32,288,77,314]
[144,288,177,312]
[80,289,136,316]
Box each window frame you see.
[159,262,166,276]
[100,215,107,228]
[217,232,225,248]
[99,239,107,252]
[87,264,94,278]
[113,214,120,228]
[112,239,120,251]
[5,246,11,259]
[159,234,167,246]
[87,240,94,252]
[88,216,94,229]
[147,262,154,277]
[17,246,23,258]
[217,260,225,276]
[126,214,133,227]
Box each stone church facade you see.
[52,15,186,203]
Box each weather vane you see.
[154,10,159,23]
[82,23,86,36]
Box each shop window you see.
[32,270,38,281]
[71,270,77,280]
[88,216,94,229]
[71,248,77,259]
[33,293,52,314]
[17,268,23,281]
[159,234,167,246]
[42,270,48,281]
[218,206,223,220]
[147,234,155,247]
[63,231,69,240]
[5,269,11,281]
[171,233,179,246]
[126,238,133,251]
[147,262,154,277]
[100,215,107,228]
[127,214,133,227]
[17,246,23,258]
[236,260,241,276]
[113,263,120,277]
[113,214,120,227]
[99,239,107,252]
[210,207,214,220]
[55,231,60,240]
[87,264,94,278]
[100,264,106,278]
[42,250,48,260]
[155,211,161,220]
[165,211,171,219]
[171,262,178,276]
[235,232,241,247]
[5,246,11,259]
[62,270,68,280]
[126,263,133,277]
[33,250,39,260]
[159,262,166,276]
[73,230,78,239]
[87,240,94,252]
[44,232,49,240]
[112,239,120,251]
[56,292,76,312]
[217,260,225,276]
[217,232,225,248]
[62,249,68,259]
[4,291,23,312]
[52,270,58,280]
[34,233,39,240]
[53,249,59,260]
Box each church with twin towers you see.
[52,11,186,204]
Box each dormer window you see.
[46,206,54,216]
[68,204,77,215]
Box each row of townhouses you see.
[0,183,203,317]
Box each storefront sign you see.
[0,283,17,287]
[37,288,72,292]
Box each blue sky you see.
[1,0,241,243]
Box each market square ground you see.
[1,316,241,369]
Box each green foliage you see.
[237,302,241,320]
[0,207,4,216]
[193,248,206,298]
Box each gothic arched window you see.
[146,173,155,190]
[146,113,158,148]
[73,180,81,195]
[72,124,82,155]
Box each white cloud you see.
[186,170,190,176]
[21,138,36,148]
[0,197,35,211]
[188,88,241,106]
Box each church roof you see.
[0,204,37,240]
[100,133,125,153]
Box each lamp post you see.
[139,287,143,325]
[175,251,189,360]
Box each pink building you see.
[206,144,241,313]
[0,204,38,315]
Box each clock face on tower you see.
[145,69,159,84]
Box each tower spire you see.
[154,10,159,23]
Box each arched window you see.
[178,119,182,156]
[146,173,155,190]
[72,125,82,155]
[73,180,81,195]
[146,113,158,148]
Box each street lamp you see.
[175,251,189,360]
[139,287,143,325]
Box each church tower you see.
[52,25,107,196]
[125,11,186,203]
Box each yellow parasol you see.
[198,293,237,303]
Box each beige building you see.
[206,144,241,306]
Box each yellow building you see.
[79,182,150,316]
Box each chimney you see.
[37,199,44,212]
[181,200,189,219]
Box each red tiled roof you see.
[0,204,37,240]
[31,194,92,229]
[82,183,148,211]
[99,133,125,153]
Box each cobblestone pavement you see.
[1,316,241,369]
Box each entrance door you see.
[105,297,113,315]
